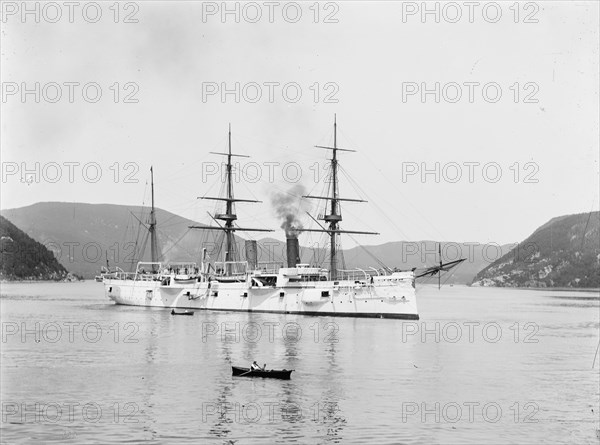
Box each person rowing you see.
[251,361,265,371]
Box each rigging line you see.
[158,203,205,226]
[257,241,285,264]
[335,162,366,199]
[236,175,263,203]
[159,228,196,259]
[129,210,150,231]
[334,198,381,236]
[164,134,229,179]
[199,230,218,260]
[239,138,319,159]
[440,260,464,287]
[339,127,447,240]
[169,197,204,210]
[202,230,220,263]
[120,213,134,255]
[338,164,410,240]
[235,130,331,157]
[158,220,195,230]
[416,250,465,286]
[132,230,149,272]
[153,205,198,227]
[341,168,398,238]
[195,178,221,201]
[310,124,336,151]
[592,339,600,369]
[346,233,390,270]
[129,214,146,271]
[212,231,226,263]
[234,132,286,150]
[265,151,329,165]
[162,157,214,180]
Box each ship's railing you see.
[136,273,163,281]
[135,262,163,274]
[213,261,248,276]
[338,268,370,281]
[106,271,137,280]
[255,262,284,274]
[132,261,201,278]
[161,262,199,276]
[101,264,164,281]
[99,266,125,280]
[105,271,165,281]
[368,267,394,277]
[333,267,394,281]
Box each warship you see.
[103,117,464,319]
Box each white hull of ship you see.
[104,277,419,320]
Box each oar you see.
[239,369,254,376]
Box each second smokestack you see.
[245,240,258,271]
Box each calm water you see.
[1,282,598,444]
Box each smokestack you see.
[245,240,258,270]
[286,237,300,268]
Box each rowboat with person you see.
[232,366,294,380]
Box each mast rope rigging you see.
[440,259,464,286]
[345,233,391,271]
[301,115,379,279]
[158,227,194,259]
[189,124,272,270]
[338,125,447,242]
[134,230,149,269]
[339,164,410,240]
[129,211,146,272]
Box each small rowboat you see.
[232,366,293,380]
[171,309,194,316]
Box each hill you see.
[1,202,222,278]
[0,215,69,281]
[472,212,600,288]
[261,238,513,285]
[2,202,508,283]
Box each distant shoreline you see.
[2,280,596,293]
[468,285,599,293]
[0,278,85,284]
[513,287,599,293]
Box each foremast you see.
[303,115,378,280]
[190,124,272,274]
[149,166,159,270]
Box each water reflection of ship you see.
[207,325,235,441]
[279,321,300,423]
[208,382,234,440]
[320,333,346,441]
[141,315,159,441]
[276,319,346,441]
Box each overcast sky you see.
[1,1,598,246]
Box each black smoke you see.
[271,185,308,238]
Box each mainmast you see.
[303,115,378,280]
[330,116,339,278]
[149,166,159,268]
[223,124,236,263]
[190,124,272,273]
